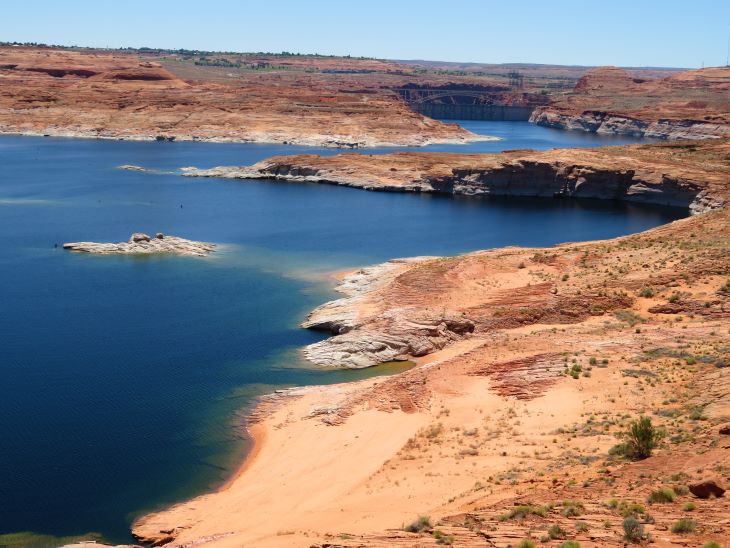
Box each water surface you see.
[0,122,681,543]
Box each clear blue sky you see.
[3,0,729,68]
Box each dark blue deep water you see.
[0,122,683,544]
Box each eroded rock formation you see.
[182,139,730,214]
[0,47,485,147]
[531,66,730,139]
[63,233,215,257]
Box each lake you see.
[0,122,684,544]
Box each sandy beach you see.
[133,205,730,546]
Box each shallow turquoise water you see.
[0,122,682,543]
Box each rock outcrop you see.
[0,46,487,147]
[182,139,730,214]
[689,479,726,499]
[302,256,474,368]
[63,233,215,257]
[530,66,730,140]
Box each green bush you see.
[516,540,536,548]
[561,500,584,517]
[671,517,696,533]
[623,516,644,543]
[559,542,580,548]
[548,524,567,539]
[621,416,662,459]
[683,502,696,511]
[639,287,654,298]
[619,502,645,517]
[648,488,676,503]
[432,529,454,545]
[702,541,721,548]
[499,505,547,520]
[404,515,431,533]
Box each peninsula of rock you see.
[182,139,730,215]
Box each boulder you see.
[719,424,730,435]
[689,478,725,499]
[155,233,164,240]
[130,232,151,243]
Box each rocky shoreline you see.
[181,139,730,214]
[529,108,730,140]
[299,257,475,368]
[528,66,730,140]
[0,46,493,150]
[0,127,495,149]
[132,195,730,547]
[63,233,215,257]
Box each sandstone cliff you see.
[182,140,730,215]
[176,139,730,368]
[530,66,730,139]
[0,47,483,147]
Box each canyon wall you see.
[0,47,484,147]
[531,66,730,139]
[182,140,730,216]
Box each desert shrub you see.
[720,279,730,292]
[499,505,547,521]
[673,484,689,495]
[703,542,721,548]
[575,522,588,532]
[423,423,444,439]
[623,516,644,543]
[683,502,696,511]
[671,517,696,533]
[559,542,580,548]
[648,488,676,503]
[404,515,431,533]
[548,524,567,539]
[619,416,662,460]
[561,500,584,517]
[688,405,707,421]
[668,292,681,303]
[516,540,536,548]
[619,501,645,517]
[614,309,645,326]
[432,529,454,545]
[638,287,654,298]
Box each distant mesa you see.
[63,233,215,257]
[531,65,730,140]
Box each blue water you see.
[0,122,681,544]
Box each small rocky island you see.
[63,232,215,257]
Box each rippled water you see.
[0,122,682,543]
